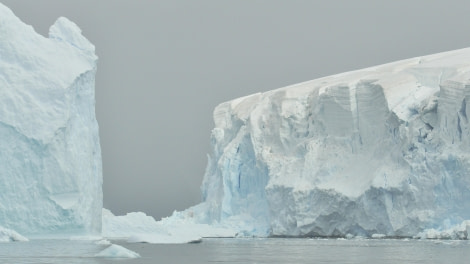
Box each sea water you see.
[0,238,469,264]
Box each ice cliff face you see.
[187,48,470,237]
[0,4,102,236]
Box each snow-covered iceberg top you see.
[0,3,102,237]
[162,47,470,239]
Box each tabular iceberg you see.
[0,4,102,236]
[173,47,470,238]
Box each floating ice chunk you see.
[0,226,28,242]
[95,239,111,245]
[371,234,386,239]
[95,244,140,258]
[102,208,236,244]
[127,233,202,244]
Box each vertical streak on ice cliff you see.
[349,83,359,147]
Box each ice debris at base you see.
[371,234,386,239]
[160,47,470,239]
[415,220,470,240]
[0,3,102,236]
[102,208,164,238]
[95,244,140,258]
[102,208,236,243]
[0,226,29,242]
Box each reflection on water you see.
[0,238,469,264]
[0,239,105,264]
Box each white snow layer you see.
[0,3,102,236]
[0,226,28,242]
[166,47,470,238]
[95,244,140,258]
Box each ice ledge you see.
[49,17,95,53]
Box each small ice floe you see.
[95,239,112,245]
[127,233,203,244]
[371,234,386,239]
[95,244,140,258]
[0,226,28,242]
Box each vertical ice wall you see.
[0,4,102,236]
[191,48,470,237]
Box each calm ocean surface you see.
[0,238,469,264]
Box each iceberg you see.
[0,4,101,236]
[171,47,470,238]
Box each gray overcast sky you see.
[2,0,470,220]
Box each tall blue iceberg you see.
[0,3,102,237]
